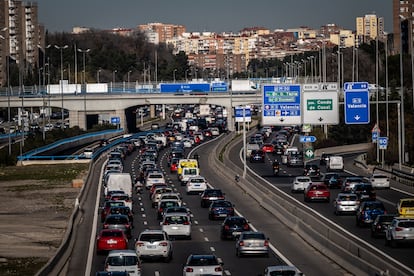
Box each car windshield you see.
[268,270,297,276]
[242,233,265,240]
[338,195,357,201]
[190,178,205,183]
[225,217,246,225]
[165,216,188,224]
[107,255,138,266]
[365,203,384,210]
[401,200,414,207]
[188,256,218,266]
[213,201,232,207]
[160,201,179,208]
[398,221,414,227]
[206,190,223,196]
[106,216,129,224]
[297,178,310,182]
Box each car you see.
[287,151,303,167]
[263,265,303,276]
[249,149,265,163]
[321,172,342,189]
[83,147,94,158]
[385,217,414,247]
[261,143,275,153]
[157,199,181,219]
[350,183,376,201]
[235,231,270,257]
[96,229,128,254]
[356,200,387,227]
[108,193,133,210]
[182,254,224,276]
[371,214,397,238]
[208,200,235,220]
[169,157,180,173]
[201,189,225,208]
[304,183,330,202]
[149,184,170,199]
[134,229,172,262]
[103,214,133,238]
[151,186,174,207]
[104,250,141,276]
[319,153,332,166]
[396,198,414,217]
[291,176,312,193]
[101,200,125,222]
[369,173,390,189]
[163,206,192,219]
[303,164,320,177]
[341,176,365,192]
[158,193,183,207]
[161,213,192,239]
[186,175,208,194]
[96,272,128,276]
[220,216,250,240]
[145,172,166,189]
[109,206,134,224]
[333,193,360,215]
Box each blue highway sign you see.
[299,135,317,143]
[344,82,370,124]
[379,137,388,150]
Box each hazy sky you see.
[37,0,393,33]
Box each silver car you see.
[333,193,360,215]
[235,231,269,257]
[135,229,172,262]
[386,217,414,247]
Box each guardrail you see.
[210,133,413,275]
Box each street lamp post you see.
[112,70,117,92]
[78,48,90,129]
[185,69,189,82]
[127,70,132,89]
[173,69,177,83]
[55,44,68,123]
[97,69,101,83]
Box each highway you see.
[62,129,414,276]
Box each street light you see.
[54,44,69,123]
[399,14,406,166]
[173,69,177,83]
[97,68,101,83]
[78,48,90,129]
[185,69,189,82]
[127,70,132,89]
[0,28,11,154]
[112,70,117,92]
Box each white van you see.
[281,147,298,165]
[327,155,344,171]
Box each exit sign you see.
[307,99,333,111]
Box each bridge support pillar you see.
[150,105,156,118]
[114,109,127,132]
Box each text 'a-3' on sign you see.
[344,82,370,124]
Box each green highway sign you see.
[307,99,333,111]
[304,148,314,159]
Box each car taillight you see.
[239,241,244,246]
[224,225,229,230]
[215,266,223,272]
[243,224,249,230]
[183,221,190,225]
[136,242,144,247]
[163,221,169,225]
[395,227,404,231]
[103,224,108,228]
[186,267,194,272]
[159,242,168,246]
[264,240,269,246]
[337,200,342,205]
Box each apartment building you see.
[0,0,44,86]
[356,14,385,44]
[137,22,186,44]
[393,0,414,54]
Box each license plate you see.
[218,214,227,217]
[233,231,241,236]
[147,245,156,249]
[172,226,179,230]
[107,240,117,244]
[194,184,200,187]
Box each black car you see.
[249,149,265,163]
[109,206,134,224]
[321,172,342,189]
[220,216,250,240]
[303,164,320,177]
[201,189,225,208]
[371,214,397,238]
[208,200,235,220]
[320,153,332,166]
[351,183,376,201]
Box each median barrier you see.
[211,135,412,276]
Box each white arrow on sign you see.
[354,115,360,121]
[305,149,314,158]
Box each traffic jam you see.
[93,104,414,276]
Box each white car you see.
[161,213,191,239]
[104,250,142,276]
[145,172,166,189]
[135,229,172,262]
[210,127,220,136]
[186,176,208,194]
[182,138,194,148]
[151,187,174,207]
[369,173,390,189]
[159,193,183,207]
[291,176,312,193]
[183,254,224,276]
[263,265,303,276]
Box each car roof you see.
[107,249,137,257]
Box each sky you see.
[37,0,393,34]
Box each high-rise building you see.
[393,0,414,54]
[356,14,385,44]
[0,0,44,86]
[138,23,186,44]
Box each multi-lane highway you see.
[63,128,414,276]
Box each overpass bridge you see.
[0,92,261,131]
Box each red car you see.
[169,158,179,173]
[261,143,275,153]
[304,183,330,202]
[96,229,128,254]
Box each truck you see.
[326,155,344,171]
[104,172,133,197]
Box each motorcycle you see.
[272,161,280,176]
